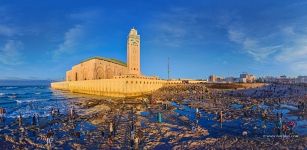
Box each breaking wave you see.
[15,99,50,103]
[5,86,18,90]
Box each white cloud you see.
[0,40,23,65]
[0,25,17,37]
[276,45,307,62]
[227,28,281,61]
[275,37,307,74]
[53,10,100,59]
[69,10,100,22]
[228,29,244,43]
[147,8,208,47]
[53,24,84,58]
[227,21,307,75]
[292,61,307,74]
[281,26,295,35]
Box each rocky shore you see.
[0,83,306,149]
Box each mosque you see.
[65,28,152,81]
[51,28,182,97]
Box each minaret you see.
[127,28,141,75]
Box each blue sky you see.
[0,0,307,80]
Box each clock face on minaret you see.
[127,28,141,75]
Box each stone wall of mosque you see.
[51,77,181,98]
[66,58,128,81]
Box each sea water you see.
[0,85,71,118]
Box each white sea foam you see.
[7,111,51,118]
[8,95,17,99]
[280,104,298,110]
[5,87,17,90]
[16,99,49,103]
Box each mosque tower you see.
[127,28,141,75]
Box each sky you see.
[0,0,307,80]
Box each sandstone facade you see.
[66,28,142,82]
[66,57,127,81]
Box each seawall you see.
[51,78,181,98]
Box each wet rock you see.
[72,143,82,150]
[24,137,45,149]
[85,104,110,115]
[4,135,19,145]
[178,116,189,122]
[201,138,218,145]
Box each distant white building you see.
[208,75,224,83]
[296,76,307,83]
[261,76,296,84]
[225,77,235,83]
[239,73,256,83]
[261,76,277,83]
[277,75,295,84]
[238,78,247,83]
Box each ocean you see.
[0,83,71,118]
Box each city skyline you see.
[1,0,307,80]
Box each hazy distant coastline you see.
[0,80,52,86]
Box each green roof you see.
[80,56,127,66]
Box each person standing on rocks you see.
[157,112,162,123]
[131,128,135,141]
[101,130,105,140]
[282,123,289,135]
[46,129,54,149]
[17,113,22,127]
[35,113,40,126]
[50,108,57,119]
[0,108,5,123]
[69,107,75,120]
[298,101,302,110]
[261,109,268,120]
[192,125,196,133]
[0,107,5,117]
[219,111,223,123]
[196,108,201,118]
[195,118,199,128]
[32,114,37,125]
[113,120,117,137]
[108,135,113,148]
[130,137,135,150]
[276,114,283,135]
[19,126,26,142]
[134,136,139,150]
[242,131,248,136]
[137,129,143,149]
[287,121,295,133]
[109,122,113,137]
